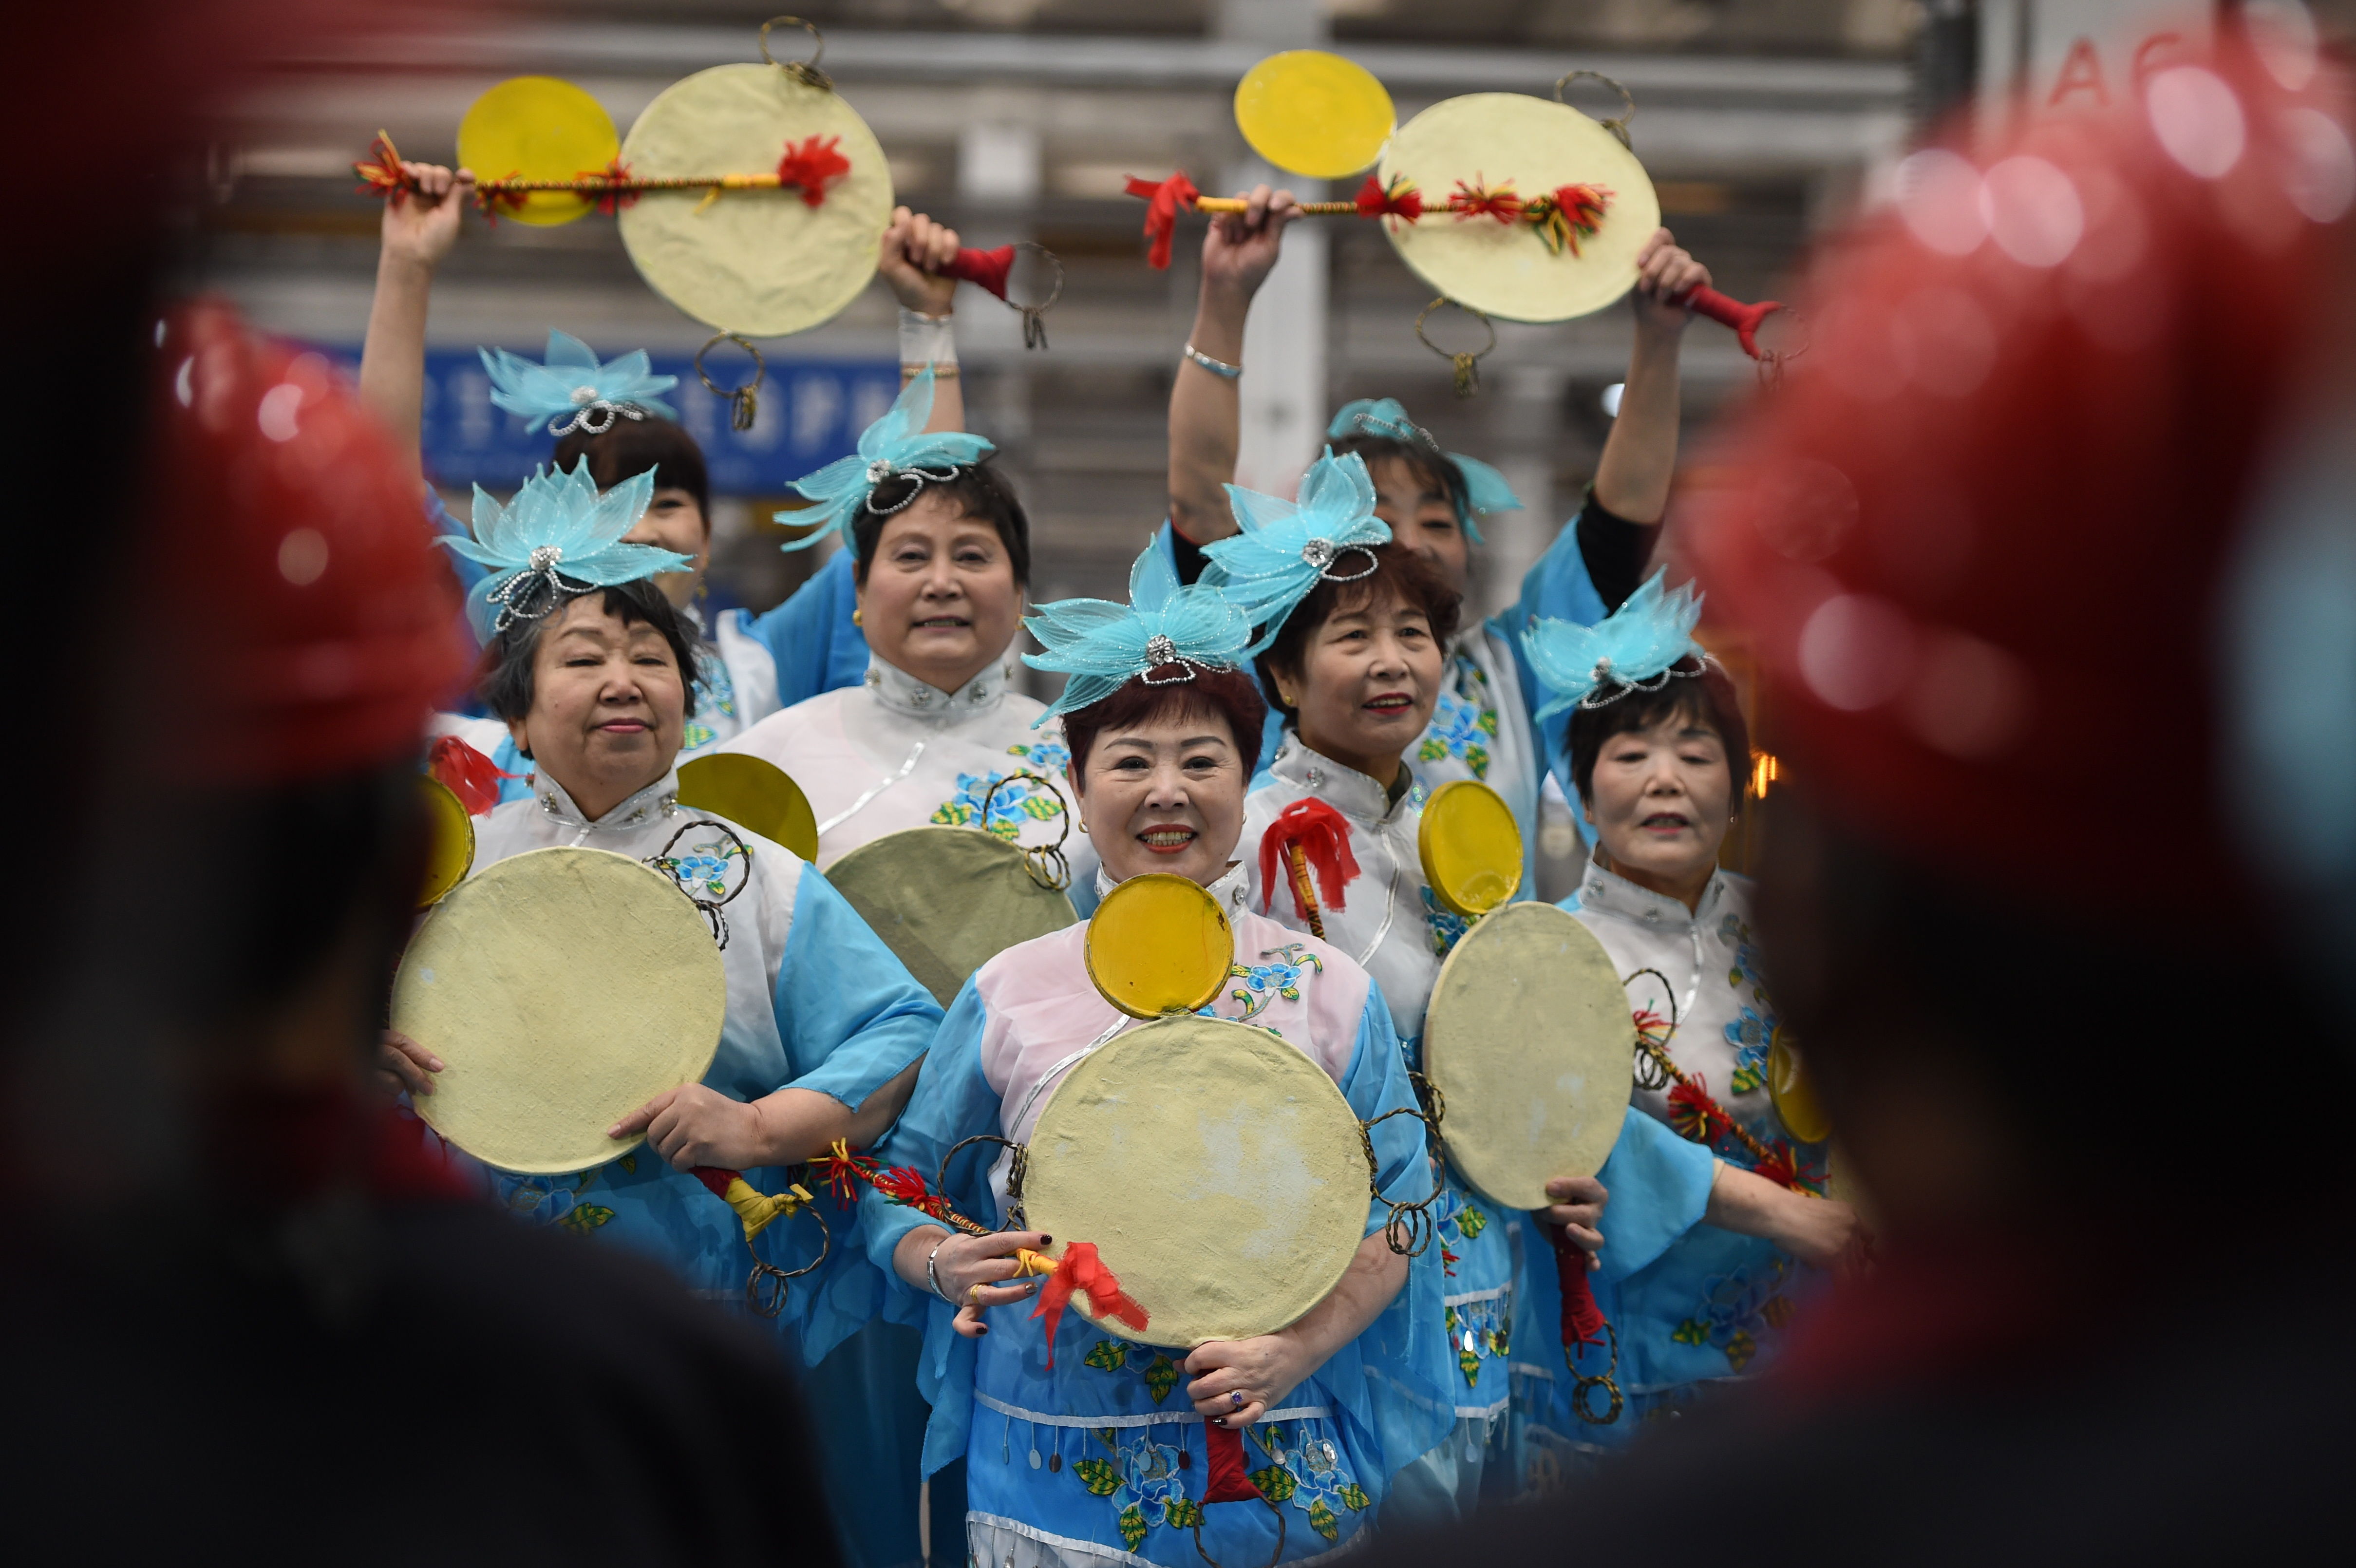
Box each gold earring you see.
[852,608,863,625]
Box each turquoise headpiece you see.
[1202,448,1393,658]
[1524,569,1708,721]
[439,459,690,637]
[480,331,679,437]
[775,367,995,553]
[1325,397,1523,545]
[1023,544,1254,726]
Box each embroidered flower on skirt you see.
[1669,1255,1797,1374]
[1248,1422,1372,1543]
[1443,1294,1512,1387]
[1081,1337,1184,1405]
[1071,1430,1202,1549]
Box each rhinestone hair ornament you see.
[775,366,994,552]
[1203,448,1393,657]
[439,459,691,636]
[1023,543,1254,725]
[480,330,680,437]
[1327,397,1523,545]
[1524,568,1709,719]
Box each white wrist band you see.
[900,307,958,372]
[1183,341,1242,379]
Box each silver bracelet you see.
[1183,341,1242,379]
[926,1236,957,1304]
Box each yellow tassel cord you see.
[721,1177,813,1241]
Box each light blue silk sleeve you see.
[1316,985,1456,1509]
[859,975,1002,1476]
[775,867,944,1105]
[742,547,870,710]
[1499,507,1611,801]
[1511,1104,1717,1400]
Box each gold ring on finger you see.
[969,1283,985,1305]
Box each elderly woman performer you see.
[1513,575,1864,1462]
[377,460,942,1351]
[860,548,1450,1567]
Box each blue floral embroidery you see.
[930,740,1071,840]
[1720,915,1780,1094]
[1443,1291,1512,1388]
[656,835,746,899]
[680,721,718,752]
[1416,659,1498,781]
[1419,885,1472,958]
[1669,1255,1795,1374]
[1070,1430,1197,1548]
[1249,1422,1371,1542]
[1221,943,1321,1022]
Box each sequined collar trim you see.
[1573,852,1726,932]
[536,768,681,831]
[1094,860,1250,919]
[864,651,1012,722]
[1268,735,1415,825]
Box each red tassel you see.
[427,735,521,816]
[776,134,852,207]
[1257,799,1360,919]
[1667,1074,1733,1146]
[1200,1423,1267,1504]
[810,1143,885,1208]
[1550,183,1610,230]
[1546,1221,1610,1353]
[1122,171,1200,269]
[1353,173,1423,225]
[944,245,1015,300]
[1447,177,1524,224]
[471,175,528,224]
[353,132,411,204]
[1031,1241,1150,1367]
[870,1165,955,1222]
[581,156,639,215]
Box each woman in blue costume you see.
[862,546,1452,1568]
[373,459,944,1562]
[1203,478,1704,1518]
[355,155,977,792]
[1156,186,1714,887]
[1510,578,1865,1477]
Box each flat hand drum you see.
[1376,92,1660,324]
[1421,901,1632,1209]
[391,846,726,1174]
[1023,1015,1370,1348]
[618,62,893,337]
[826,826,1077,1006]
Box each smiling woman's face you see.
[856,490,1023,695]
[1072,706,1248,888]
[505,594,686,819]
[1583,704,1734,890]
[1269,582,1444,788]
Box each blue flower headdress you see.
[1023,544,1254,725]
[1326,397,1523,545]
[1202,448,1393,657]
[480,331,679,437]
[775,367,994,553]
[439,459,691,636]
[1524,568,1710,720]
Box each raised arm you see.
[1168,185,1300,545]
[356,161,471,479]
[1591,229,1710,525]
[877,206,968,436]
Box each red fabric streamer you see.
[1447,178,1523,224]
[1667,1075,1733,1146]
[1546,1222,1610,1353]
[1122,171,1200,269]
[944,245,1015,300]
[1031,1241,1149,1367]
[1200,1424,1268,1504]
[775,134,851,207]
[1257,799,1360,919]
[1352,173,1423,225]
[427,735,519,816]
[870,1165,955,1221]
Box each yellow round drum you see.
[1234,49,1395,179]
[457,76,621,228]
[390,846,726,1173]
[677,752,819,862]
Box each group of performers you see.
[363,151,1862,1568]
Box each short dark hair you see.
[849,462,1031,588]
[1329,434,1468,526]
[1565,662,1751,807]
[1061,665,1268,776]
[1255,543,1463,723]
[552,416,710,528]
[477,580,701,738]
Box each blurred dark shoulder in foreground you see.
[3,1189,837,1568]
